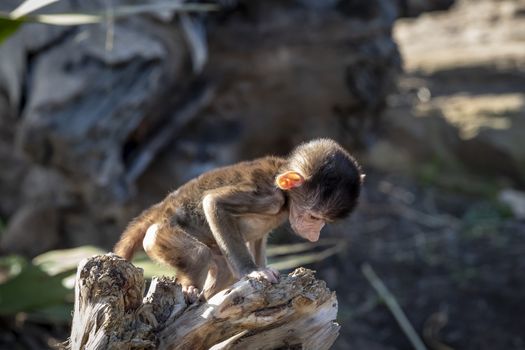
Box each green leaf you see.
[267,238,344,257]
[0,255,26,283]
[0,2,217,27]
[0,1,217,43]
[10,0,60,19]
[132,252,176,279]
[0,256,71,315]
[33,245,105,276]
[36,246,176,280]
[26,303,73,324]
[32,13,102,25]
[0,17,23,44]
[269,245,344,271]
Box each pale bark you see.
[65,254,339,350]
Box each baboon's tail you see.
[114,204,161,261]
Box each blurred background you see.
[0,0,524,349]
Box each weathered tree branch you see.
[64,254,339,350]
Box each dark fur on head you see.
[284,139,362,220]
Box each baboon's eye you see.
[309,214,322,221]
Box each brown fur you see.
[114,203,161,260]
[114,139,362,299]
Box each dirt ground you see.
[314,170,525,350]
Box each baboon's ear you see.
[276,171,305,190]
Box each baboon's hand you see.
[247,267,280,283]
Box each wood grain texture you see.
[65,254,339,350]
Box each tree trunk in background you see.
[0,0,401,254]
[65,254,339,350]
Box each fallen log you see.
[64,254,339,350]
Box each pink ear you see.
[276,171,305,190]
